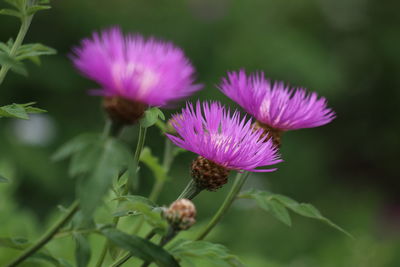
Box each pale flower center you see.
[112,62,159,97]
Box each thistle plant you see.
[1,18,353,267]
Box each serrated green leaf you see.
[26,5,51,15]
[0,175,9,183]
[0,42,10,53]
[28,55,41,65]
[267,199,292,226]
[0,102,46,119]
[78,138,132,218]
[100,227,179,267]
[74,234,91,267]
[4,0,25,10]
[52,133,100,162]
[168,239,244,267]
[0,8,21,18]
[113,195,156,207]
[140,147,167,182]
[111,195,155,217]
[16,43,56,60]
[140,107,165,128]
[0,52,27,76]
[239,189,353,238]
[0,103,28,119]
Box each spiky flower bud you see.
[163,199,196,230]
[103,97,147,125]
[191,156,230,191]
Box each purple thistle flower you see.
[71,27,202,107]
[166,101,282,173]
[219,70,336,131]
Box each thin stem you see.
[124,126,147,195]
[102,119,123,138]
[0,8,34,86]
[177,179,202,200]
[5,201,79,267]
[131,140,174,236]
[148,139,173,202]
[96,125,147,267]
[111,230,156,267]
[195,172,250,240]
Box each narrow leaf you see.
[0,8,21,18]
[74,234,91,267]
[16,43,56,60]
[26,5,51,15]
[0,53,27,76]
[0,103,28,119]
[100,227,179,267]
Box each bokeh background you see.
[1,0,400,266]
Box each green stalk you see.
[5,201,79,267]
[131,139,174,236]
[148,139,173,202]
[96,125,147,267]
[0,5,34,86]
[195,172,250,240]
[124,126,147,195]
[177,179,202,200]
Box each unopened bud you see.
[191,156,230,191]
[103,96,147,125]
[253,120,283,148]
[163,199,196,230]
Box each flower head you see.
[166,101,282,173]
[219,70,335,131]
[71,27,202,107]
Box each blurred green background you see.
[1,0,400,266]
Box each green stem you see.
[5,201,79,267]
[195,172,250,240]
[177,179,202,200]
[102,119,123,138]
[96,126,147,267]
[148,139,173,202]
[111,231,156,267]
[124,126,147,195]
[132,139,174,236]
[0,7,34,86]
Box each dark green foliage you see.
[100,226,179,267]
[169,239,244,267]
[0,102,46,119]
[239,189,352,238]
